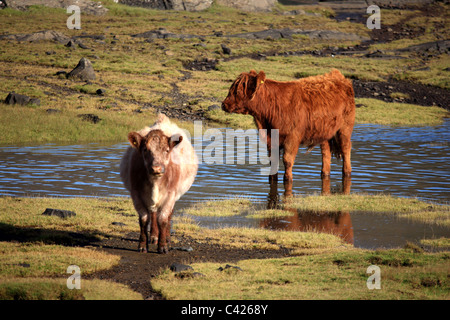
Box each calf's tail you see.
[329,133,343,160]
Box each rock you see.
[96,88,106,96]
[175,272,205,279]
[207,104,221,111]
[77,42,90,50]
[170,263,193,272]
[133,28,198,40]
[112,222,127,227]
[218,264,242,272]
[300,30,370,41]
[172,246,194,252]
[283,9,306,15]
[221,44,231,55]
[119,0,276,12]
[283,9,321,17]
[65,40,77,49]
[216,0,277,12]
[193,43,207,48]
[55,70,68,79]
[398,40,450,54]
[227,28,369,42]
[17,263,30,268]
[0,30,70,44]
[172,0,212,11]
[42,208,76,219]
[67,57,96,81]
[78,113,101,124]
[46,108,61,114]
[119,0,212,11]
[3,0,108,15]
[184,58,218,71]
[4,92,40,106]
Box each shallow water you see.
[189,209,450,250]
[0,120,449,249]
[1,121,448,202]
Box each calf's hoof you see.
[157,245,169,254]
[138,247,148,253]
[150,236,159,245]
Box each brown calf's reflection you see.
[265,175,353,244]
[260,208,354,244]
[321,175,352,195]
[268,175,352,208]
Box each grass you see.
[0,277,142,300]
[181,193,450,227]
[420,238,450,248]
[0,196,144,300]
[183,198,254,217]
[174,216,348,255]
[151,248,450,300]
[287,193,450,227]
[0,242,119,278]
[286,193,447,213]
[0,2,448,144]
[0,196,138,240]
[0,2,449,300]
[355,98,449,126]
[0,195,448,299]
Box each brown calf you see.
[222,69,355,195]
[120,114,198,253]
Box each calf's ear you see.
[257,70,266,85]
[250,70,266,100]
[128,132,143,149]
[169,134,183,150]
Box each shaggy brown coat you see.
[222,69,355,194]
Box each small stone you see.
[65,40,77,48]
[4,92,40,106]
[78,114,101,124]
[46,108,60,114]
[67,57,96,81]
[42,208,76,219]
[170,263,193,272]
[218,264,242,272]
[207,104,221,111]
[221,44,231,55]
[172,246,194,252]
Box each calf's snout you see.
[151,165,165,175]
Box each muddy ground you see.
[85,231,290,300]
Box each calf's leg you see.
[157,206,174,254]
[338,130,352,177]
[132,197,150,252]
[138,213,150,253]
[320,141,332,178]
[149,210,159,245]
[282,139,300,197]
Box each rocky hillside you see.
[2,0,108,15]
[118,0,277,11]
